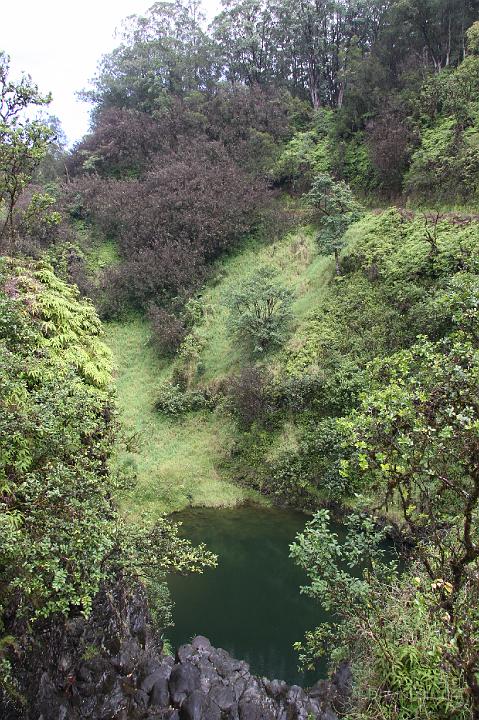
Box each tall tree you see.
[84,0,215,115]
[0,52,54,244]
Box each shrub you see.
[227,267,293,354]
[225,366,273,428]
[269,418,352,504]
[0,258,217,699]
[148,305,186,356]
[405,117,479,202]
[291,512,469,719]
[304,173,363,273]
[155,382,218,416]
[69,139,266,312]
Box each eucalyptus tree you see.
[84,0,216,116]
[211,0,277,86]
[211,0,390,108]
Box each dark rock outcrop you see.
[0,583,347,720]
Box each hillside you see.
[106,224,334,517]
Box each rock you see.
[133,687,150,709]
[331,660,352,710]
[211,647,244,677]
[265,680,288,700]
[238,699,274,720]
[0,579,339,720]
[177,643,195,664]
[191,636,212,653]
[179,689,206,720]
[142,669,165,694]
[169,663,201,706]
[208,683,236,712]
[149,676,170,708]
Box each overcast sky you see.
[1,1,219,146]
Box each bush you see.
[155,381,218,416]
[0,258,217,699]
[225,366,273,428]
[68,139,266,312]
[269,418,352,504]
[304,173,363,273]
[148,305,186,356]
[227,267,293,354]
[405,117,479,202]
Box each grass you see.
[105,317,259,518]
[192,226,334,383]
[104,225,334,517]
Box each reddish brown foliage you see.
[66,138,267,311]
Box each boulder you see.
[169,663,201,706]
[0,581,340,720]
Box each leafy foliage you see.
[155,381,218,416]
[0,259,216,650]
[0,53,54,247]
[292,515,469,719]
[69,139,264,314]
[148,304,187,357]
[227,267,293,354]
[289,334,479,717]
[305,173,363,271]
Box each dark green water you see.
[168,506,331,687]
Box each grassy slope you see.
[105,318,255,518]
[195,227,333,383]
[105,226,334,517]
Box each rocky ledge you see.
[1,583,350,720]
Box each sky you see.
[1,0,219,146]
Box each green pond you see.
[168,506,333,687]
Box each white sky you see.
[1,1,220,146]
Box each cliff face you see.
[1,582,349,720]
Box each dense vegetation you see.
[2,1,479,718]
[0,256,216,702]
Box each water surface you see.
[168,506,332,687]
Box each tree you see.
[392,0,479,72]
[291,510,469,718]
[83,0,215,116]
[227,267,293,353]
[340,337,479,715]
[212,0,276,86]
[69,138,263,313]
[290,336,479,717]
[305,172,363,273]
[0,52,54,244]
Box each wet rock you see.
[331,661,352,711]
[1,584,340,720]
[208,683,236,712]
[179,689,207,720]
[191,636,211,653]
[265,679,288,700]
[169,663,201,706]
[238,698,274,720]
[177,643,195,664]
[149,676,170,708]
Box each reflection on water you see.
[168,506,333,687]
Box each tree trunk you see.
[334,248,341,275]
[307,52,321,109]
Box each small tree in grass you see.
[305,173,363,274]
[227,267,293,354]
